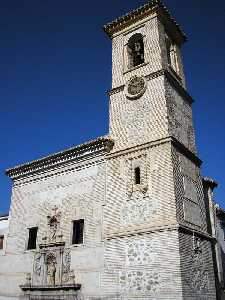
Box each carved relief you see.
[29,208,77,288]
[119,271,161,293]
[125,76,147,100]
[46,252,57,285]
[34,253,43,278]
[121,198,156,226]
[62,248,71,283]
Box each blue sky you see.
[0,0,224,213]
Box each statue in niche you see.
[46,253,57,286]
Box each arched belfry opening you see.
[127,33,145,69]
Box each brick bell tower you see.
[102,1,217,299]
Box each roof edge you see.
[202,177,218,190]
[5,136,114,180]
[103,0,187,43]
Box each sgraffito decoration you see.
[188,235,209,292]
[119,271,161,293]
[126,238,156,266]
[121,198,156,226]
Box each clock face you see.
[125,76,147,99]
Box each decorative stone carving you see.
[127,184,148,199]
[121,198,156,226]
[34,253,43,277]
[41,206,64,246]
[62,249,72,283]
[119,271,161,293]
[125,76,147,100]
[26,208,79,291]
[46,252,57,285]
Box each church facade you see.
[0,1,220,299]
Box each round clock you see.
[125,76,147,100]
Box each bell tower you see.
[103,1,217,299]
[104,0,195,153]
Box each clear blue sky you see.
[0,0,224,214]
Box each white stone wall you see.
[0,217,8,254]
[109,76,169,152]
[0,157,107,298]
[104,143,177,238]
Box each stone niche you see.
[20,207,81,299]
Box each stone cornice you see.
[103,223,213,241]
[107,85,125,96]
[202,177,218,190]
[178,224,214,241]
[164,68,194,104]
[107,136,172,159]
[103,0,186,43]
[106,136,202,167]
[171,137,202,167]
[6,137,114,180]
[107,68,194,105]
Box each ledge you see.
[202,177,218,190]
[107,68,194,105]
[103,0,186,43]
[5,137,114,180]
[171,137,202,166]
[20,284,81,292]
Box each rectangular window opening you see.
[72,219,84,245]
[0,235,4,250]
[134,167,141,185]
[27,227,38,250]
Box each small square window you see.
[72,219,84,245]
[27,227,38,250]
[0,236,4,250]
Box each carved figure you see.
[46,252,57,285]
[47,262,56,285]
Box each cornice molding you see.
[103,223,213,241]
[107,68,194,105]
[178,224,214,241]
[164,68,194,104]
[6,137,114,180]
[107,85,125,96]
[171,137,202,166]
[107,136,202,168]
[103,0,186,43]
[202,177,218,190]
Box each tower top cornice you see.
[103,0,187,44]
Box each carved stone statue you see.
[46,252,57,285]
[47,261,56,285]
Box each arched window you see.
[166,36,172,66]
[134,167,141,185]
[165,35,180,75]
[127,33,145,69]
